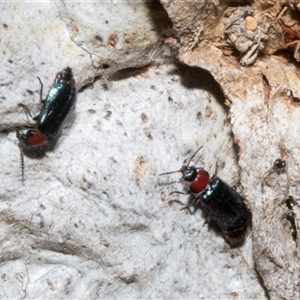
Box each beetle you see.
[160,147,249,245]
[17,67,76,150]
[15,67,76,182]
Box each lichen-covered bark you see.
[160,0,293,64]
[160,0,300,298]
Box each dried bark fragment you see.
[224,6,270,65]
[278,6,300,61]
[160,0,286,64]
[160,0,227,50]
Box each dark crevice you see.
[110,65,153,81]
[146,0,173,36]
[227,1,253,8]
[262,74,271,103]
[273,49,300,67]
[171,63,226,108]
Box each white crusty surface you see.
[0,1,268,299]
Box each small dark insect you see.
[263,158,286,187]
[272,158,286,175]
[160,147,249,246]
[15,68,76,182]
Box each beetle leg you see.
[169,190,191,196]
[169,199,197,214]
[37,76,45,103]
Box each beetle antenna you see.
[3,125,25,184]
[11,128,25,183]
[159,169,182,176]
[159,146,203,176]
[19,146,25,185]
[186,146,203,167]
